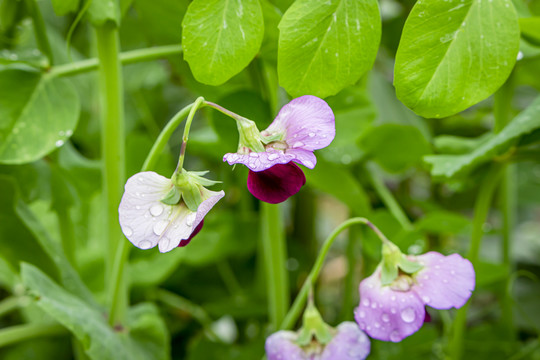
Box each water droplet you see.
[401,307,416,323]
[371,302,377,309]
[382,313,390,322]
[153,220,168,235]
[66,130,73,136]
[435,265,440,269]
[450,270,455,275]
[391,295,396,301]
[123,226,133,236]
[422,296,430,303]
[362,298,370,307]
[135,205,140,210]
[443,279,448,283]
[138,240,152,249]
[268,153,279,161]
[249,152,259,158]
[390,331,401,342]
[423,275,429,280]
[391,308,396,314]
[374,322,380,328]
[55,140,64,147]
[358,310,366,318]
[366,325,371,330]
[308,132,315,137]
[150,204,163,216]
[186,213,197,227]
[292,141,304,148]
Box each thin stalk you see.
[176,97,205,171]
[0,297,19,318]
[280,217,387,330]
[95,23,126,326]
[366,162,413,231]
[339,224,359,321]
[57,207,76,267]
[261,202,289,330]
[450,164,504,359]
[0,323,67,348]
[204,101,246,122]
[24,0,54,65]
[48,45,183,78]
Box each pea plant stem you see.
[450,164,504,359]
[176,97,205,171]
[261,202,289,330]
[95,23,126,327]
[0,323,67,348]
[280,217,387,330]
[48,45,183,78]
[24,0,54,65]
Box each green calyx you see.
[162,170,221,211]
[296,300,333,346]
[236,117,265,153]
[380,243,424,286]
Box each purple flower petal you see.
[286,148,317,169]
[321,322,370,360]
[265,95,335,151]
[247,162,306,204]
[223,149,294,172]
[178,219,204,247]
[412,252,475,310]
[355,268,425,342]
[265,331,308,360]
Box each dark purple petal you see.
[321,322,370,360]
[265,331,307,360]
[355,268,425,342]
[247,162,306,204]
[178,219,204,247]
[412,252,475,310]
[424,308,431,323]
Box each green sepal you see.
[188,173,222,187]
[398,255,423,274]
[160,186,181,205]
[237,117,265,153]
[296,302,333,346]
[180,183,202,212]
[261,133,283,144]
[381,259,399,286]
[380,243,402,286]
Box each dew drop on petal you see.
[150,204,163,217]
[249,152,259,158]
[123,226,133,237]
[391,308,396,314]
[153,220,168,235]
[371,302,377,309]
[443,279,449,283]
[391,295,396,301]
[268,153,279,161]
[308,132,315,137]
[390,331,401,342]
[382,313,390,322]
[362,298,370,307]
[138,240,152,249]
[55,140,64,147]
[292,141,304,148]
[422,296,430,303]
[374,322,380,328]
[186,213,196,227]
[401,307,416,323]
[358,310,366,318]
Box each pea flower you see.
[118,171,224,253]
[223,95,335,203]
[354,251,475,342]
[265,322,370,360]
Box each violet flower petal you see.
[355,268,425,342]
[265,331,308,360]
[286,148,317,169]
[413,252,475,310]
[247,162,306,204]
[265,95,335,151]
[223,149,294,172]
[178,219,204,247]
[321,322,370,360]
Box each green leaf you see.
[88,0,121,26]
[305,159,371,216]
[52,0,80,16]
[394,0,520,118]
[278,0,381,98]
[0,66,80,164]
[424,96,540,179]
[520,17,540,46]
[360,124,432,173]
[182,0,264,85]
[21,264,169,360]
[415,210,471,234]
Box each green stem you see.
[0,323,67,348]
[280,217,385,330]
[48,44,183,78]
[0,297,20,318]
[204,101,246,122]
[450,164,504,359]
[95,23,126,327]
[366,162,413,231]
[57,207,76,267]
[261,202,289,330]
[177,97,205,171]
[24,0,54,65]
[340,224,359,321]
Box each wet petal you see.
[178,219,204,247]
[286,148,317,169]
[265,331,308,360]
[265,95,335,151]
[321,322,370,360]
[355,268,425,342]
[223,150,294,172]
[413,252,475,310]
[247,162,306,204]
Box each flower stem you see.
[56,207,76,267]
[95,22,126,327]
[48,44,183,78]
[24,0,54,65]
[261,202,289,330]
[280,217,385,330]
[0,323,67,348]
[204,101,246,122]
[177,97,205,171]
[450,163,504,359]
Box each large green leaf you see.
[182,0,264,85]
[22,264,169,360]
[424,96,540,179]
[394,0,520,118]
[278,0,380,98]
[520,17,540,46]
[0,66,79,164]
[51,0,80,16]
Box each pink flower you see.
[223,95,335,203]
[354,252,475,342]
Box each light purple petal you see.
[223,150,294,172]
[321,322,370,360]
[412,252,475,310]
[355,268,425,342]
[265,331,308,360]
[286,148,317,169]
[265,95,335,151]
[193,189,225,231]
[247,162,306,204]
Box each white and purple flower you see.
[223,95,335,204]
[265,322,370,360]
[118,171,224,253]
[354,251,475,342]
